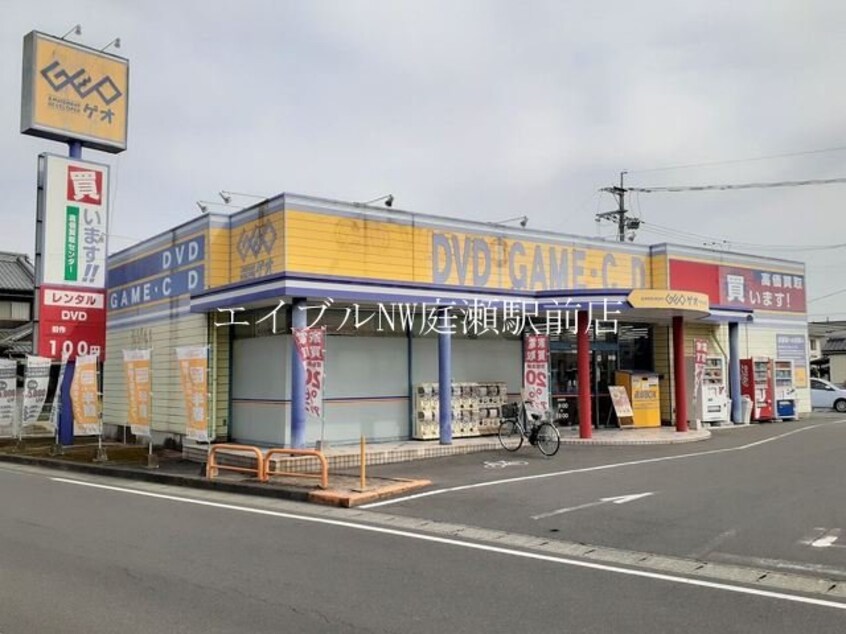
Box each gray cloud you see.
[2,0,845,316]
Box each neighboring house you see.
[0,252,35,358]
[809,320,846,385]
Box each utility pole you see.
[597,171,638,242]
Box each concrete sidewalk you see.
[183,424,712,475]
[0,424,713,508]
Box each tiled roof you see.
[0,252,34,291]
[823,337,846,354]
[0,322,32,356]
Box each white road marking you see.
[532,492,654,520]
[483,460,528,469]
[361,419,846,509]
[51,476,846,612]
[710,551,846,580]
[811,529,842,549]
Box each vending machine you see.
[740,358,774,421]
[690,356,729,423]
[773,359,797,420]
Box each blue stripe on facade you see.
[108,235,206,288]
[109,265,205,311]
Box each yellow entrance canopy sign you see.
[21,31,129,153]
[627,289,710,312]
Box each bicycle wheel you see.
[535,422,560,457]
[498,419,524,452]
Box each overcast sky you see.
[3,1,846,319]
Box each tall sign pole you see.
[21,30,129,446]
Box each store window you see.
[550,324,653,427]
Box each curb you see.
[309,479,433,508]
[0,452,402,504]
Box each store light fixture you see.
[219,190,268,204]
[197,200,241,214]
[60,24,82,40]
[100,37,121,52]
[360,194,394,208]
[491,215,528,228]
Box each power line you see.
[629,176,846,194]
[638,220,846,252]
[809,287,846,303]
[628,145,846,175]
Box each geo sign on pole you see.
[21,31,129,153]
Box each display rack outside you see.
[413,381,508,440]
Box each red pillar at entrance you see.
[577,311,592,439]
[673,316,689,433]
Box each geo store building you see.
[102,192,810,447]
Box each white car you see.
[810,378,846,412]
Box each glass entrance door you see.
[550,324,653,428]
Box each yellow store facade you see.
[103,193,810,447]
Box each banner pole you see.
[94,357,108,462]
[146,348,158,469]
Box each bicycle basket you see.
[501,402,520,419]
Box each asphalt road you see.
[359,415,846,580]
[1,457,845,633]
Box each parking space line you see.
[361,419,846,509]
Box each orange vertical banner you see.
[124,349,152,437]
[71,354,100,436]
[176,346,209,442]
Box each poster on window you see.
[22,355,52,432]
[293,327,326,417]
[523,334,550,415]
[694,339,708,399]
[0,359,18,437]
[124,349,152,437]
[176,346,209,442]
[70,354,100,436]
[776,334,808,388]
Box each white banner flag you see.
[22,356,52,432]
[0,359,17,437]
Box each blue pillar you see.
[290,297,306,448]
[58,362,75,445]
[438,307,452,445]
[69,141,82,159]
[729,322,742,424]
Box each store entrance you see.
[550,324,653,428]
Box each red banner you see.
[523,334,550,415]
[694,339,708,398]
[293,327,326,418]
[37,286,106,360]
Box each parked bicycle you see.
[498,401,561,456]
